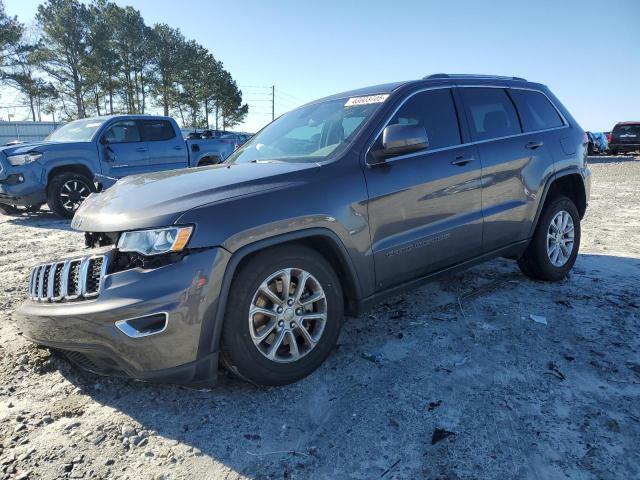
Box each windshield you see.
[46,119,106,143]
[226,95,388,164]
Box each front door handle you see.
[135,147,148,153]
[174,145,183,150]
[526,141,544,150]
[451,155,474,166]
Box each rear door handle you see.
[173,145,183,150]
[525,141,544,150]
[451,155,474,166]
[135,147,148,153]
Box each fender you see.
[198,227,362,358]
[528,166,588,239]
[43,159,98,184]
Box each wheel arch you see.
[47,164,94,190]
[201,228,362,357]
[529,168,587,238]
[196,154,222,167]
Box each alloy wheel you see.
[546,210,575,267]
[248,268,327,363]
[60,180,91,213]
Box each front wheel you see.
[47,172,94,218]
[518,196,581,281]
[221,245,344,386]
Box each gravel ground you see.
[1,156,639,480]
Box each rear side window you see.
[140,120,176,141]
[510,89,564,132]
[385,88,461,150]
[103,121,141,144]
[460,88,521,141]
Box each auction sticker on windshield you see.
[344,94,389,107]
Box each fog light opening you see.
[115,313,168,338]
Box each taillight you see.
[582,132,589,144]
[607,133,612,143]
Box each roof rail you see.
[424,73,527,81]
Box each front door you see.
[363,88,483,290]
[99,120,150,178]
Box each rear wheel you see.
[47,172,94,218]
[518,196,581,281]
[610,148,618,156]
[221,245,344,386]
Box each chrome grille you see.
[28,252,110,302]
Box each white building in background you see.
[0,121,62,145]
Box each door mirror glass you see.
[373,124,429,162]
[99,135,109,145]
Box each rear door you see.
[139,119,188,170]
[363,88,483,290]
[458,87,558,252]
[99,120,151,178]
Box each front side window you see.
[140,120,176,141]
[510,89,563,132]
[460,88,521,141]
[103,121,141,144]
[226,96,385,164]
[381,88,461,152]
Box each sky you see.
[2,0,639,132]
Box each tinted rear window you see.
[613,124,640,136]
[510,89,564,132]
[140,120,176,141]
[460,88,521,141]
[385,88,461,150]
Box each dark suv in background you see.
[17,74,591,387]
[608,121,640,155]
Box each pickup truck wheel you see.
[221,245,344,386]
[47,173,94,218]
[518,196,581,281]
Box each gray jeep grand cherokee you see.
[17,74,591,386]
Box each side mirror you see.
[371,124,429,163]
[99,136,109,145]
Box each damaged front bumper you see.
[16,246,231,386]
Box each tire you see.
[0,204,19,216]
[518,196,581,281]
[46,172,94,219]
[221,245,344,386]
[610,148,617,156]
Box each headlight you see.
[117,226,193,256]
[7,152,42,166]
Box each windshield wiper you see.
[250,159,284,164]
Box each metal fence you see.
[0,121,62,145]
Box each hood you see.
[0,141,54,156]
[71,162,317,232]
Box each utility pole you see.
[271,85,275,121]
